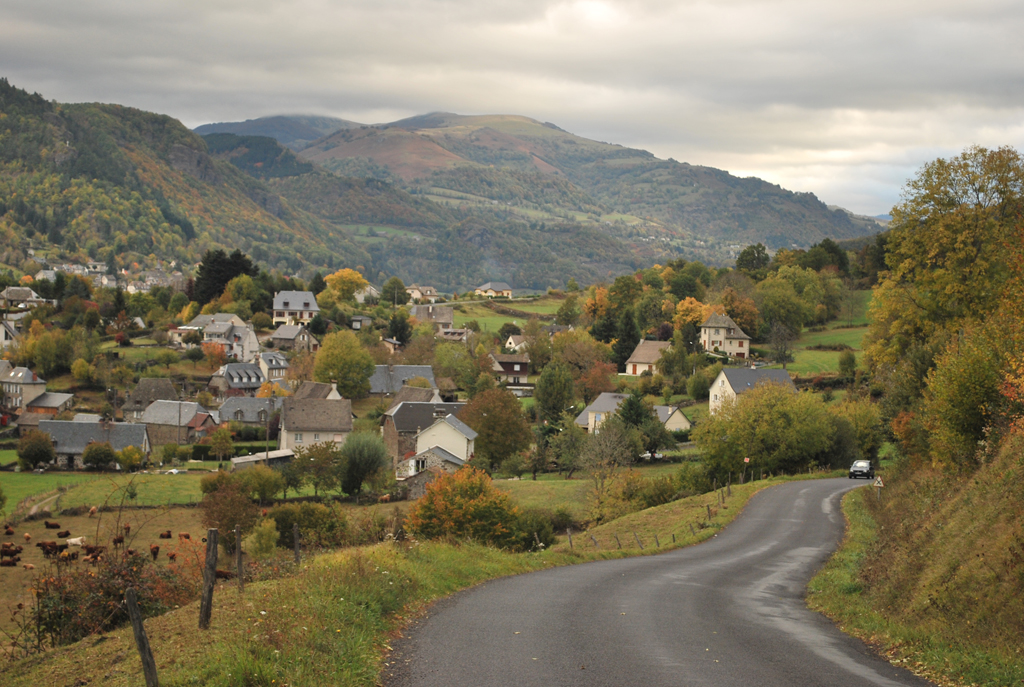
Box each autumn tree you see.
[313,330,375,398]
[18,429,56,470]
[200,481,259,553]
[458,388,532,471]
[317,268,369,310]
[209,427,235,463]
[202,341,227,369]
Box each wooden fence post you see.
[706,504,712,521]
[198,528,218,630]
[654,534,660,548]
[671,533,676,543]
[566,529,573,550]
[633,532,644,550]
[235,524,243,593]
[590,534,599,548]
[293,523,300,564]
[614,533,622,549]
[125,587,159,687]
[689,523,696,536]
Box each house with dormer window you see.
[699,313,751,359]
[273,291,320,326]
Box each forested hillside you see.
[0,78,369,275]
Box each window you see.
[720,380,725,387]
[294,433,303,443]
[713,394,718,401]
[314,433,320,441]
[738,341,743,348]
[715,329,720,335]
[258,410,267,422]
[514,364,520,371]
[234,410,244,421]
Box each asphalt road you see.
[384,478,935,687]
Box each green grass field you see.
[58,473,206,509]
[0,472,102,512]
[764,291,874,375]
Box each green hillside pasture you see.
[767,322,869,375]
[838,289,873,327]
[59,473,205,510]
[507,298,562,315]
[0,471,101,513]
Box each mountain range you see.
[0,78,881,291]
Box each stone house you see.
[273,291,320,326]
[700,313,751,359]
[369,365,437,396]
[292,381,343,400]
[203,320,260,363]
[623,340,672,376]
[401,466,445,500]
[396,446,465,479]
[142,400,216,445]
[278,397,353,451]
[124,378,178,422]
[0,320,18,350]
[381,401,465,466]
[220,397,281,427]
[270,324,320,352]
[409,305,454,330]
[350,315,373,331]
[709,368,797,415]
[39,419,150,470]
[0,286,52,309]
[208,363,266,400]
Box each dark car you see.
[848,460,874,479]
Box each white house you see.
[623,340,671,376]
[700,313,751,359]
[273,291,320,326]
[278,397,353,451]
[414,414,476,461]
[709,368,797,415]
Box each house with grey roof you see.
[169,313,245,347]
[141,400,215,444]
[39,419,150,470]
[0,286,52,309]
[406,285,441,303]
[270,323,320,352]
[0,320,18,350]
[700,313,752,359]
[25,391,74,415]
[203,320,259,363]
[405,414,476,476]
[369,365,437,396]
[220,397,281,427]
[489,353,529,385]
[278,397,353,451]
[259,352,289,386]
[273,290,319,326]
[574,391,691,433]
[354,284,380,304]
[0,360,47,412]
[124,378,178,422]
[709,368,797,415]
[350,315,373,331]
[396,445,465,479]
[381,401,465,465]
[208,362,266,400]
[409,305,454,330]
[292,381,343,400]
[230,448,294,472]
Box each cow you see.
[0,546,22,559]
[56,530,70,538]
[178,533,191,541]
[378,494,391,503]
[149,545,160,561]
[159,530,172,539]
[84,545,105,556]
[167,552,178,562]
[22,563,35,570]
[66,537,86,547]
[4,526,13,536]
[0,558,19,567]
[43,521,60,529]
[112,535,124,547]
[123,524,131,534]
[214,569,236,580]
[23,533,30,542]
[88,507,97,518]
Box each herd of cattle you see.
[1,519,193,569]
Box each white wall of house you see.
[279,428,349,451]
[415,422,474,461]
[709,371,737,415]
[700,326,749,358]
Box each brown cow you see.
[167,552,178,562]
[44,521,60,530]
[112,535,125,546]
[56,530,70,538]
[88,507,97,518]
[378,494,391,503]
[123,524,131,534]
[178,532,191,540]
[0,558,19,567]
[159,530,172,539]
[149,545,160,561]
[22,563,35,570]
[23,533,30,542]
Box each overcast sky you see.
[3,0,1023,215]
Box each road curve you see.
[384,478,934,687]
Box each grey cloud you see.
[2,0,1023,213]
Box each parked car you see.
[848,460,874,479]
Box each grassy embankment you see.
[6,472,822,686]
[808,433,1024,687]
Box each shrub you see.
[236,464,285,505]
[407,468,526,550]
[243,518,280,560]
[516,508,556,550]
[637,475,678,509]
[676,462,712,497]
[199,470,235,494]
[687,372,709,399]
[18,429,56,470]
[269,502,348,550]
[200,481,259,553]
[339,432,388,496]
[82,442,117,470]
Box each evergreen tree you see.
[309,271,326,296]
[611,310,641,371]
